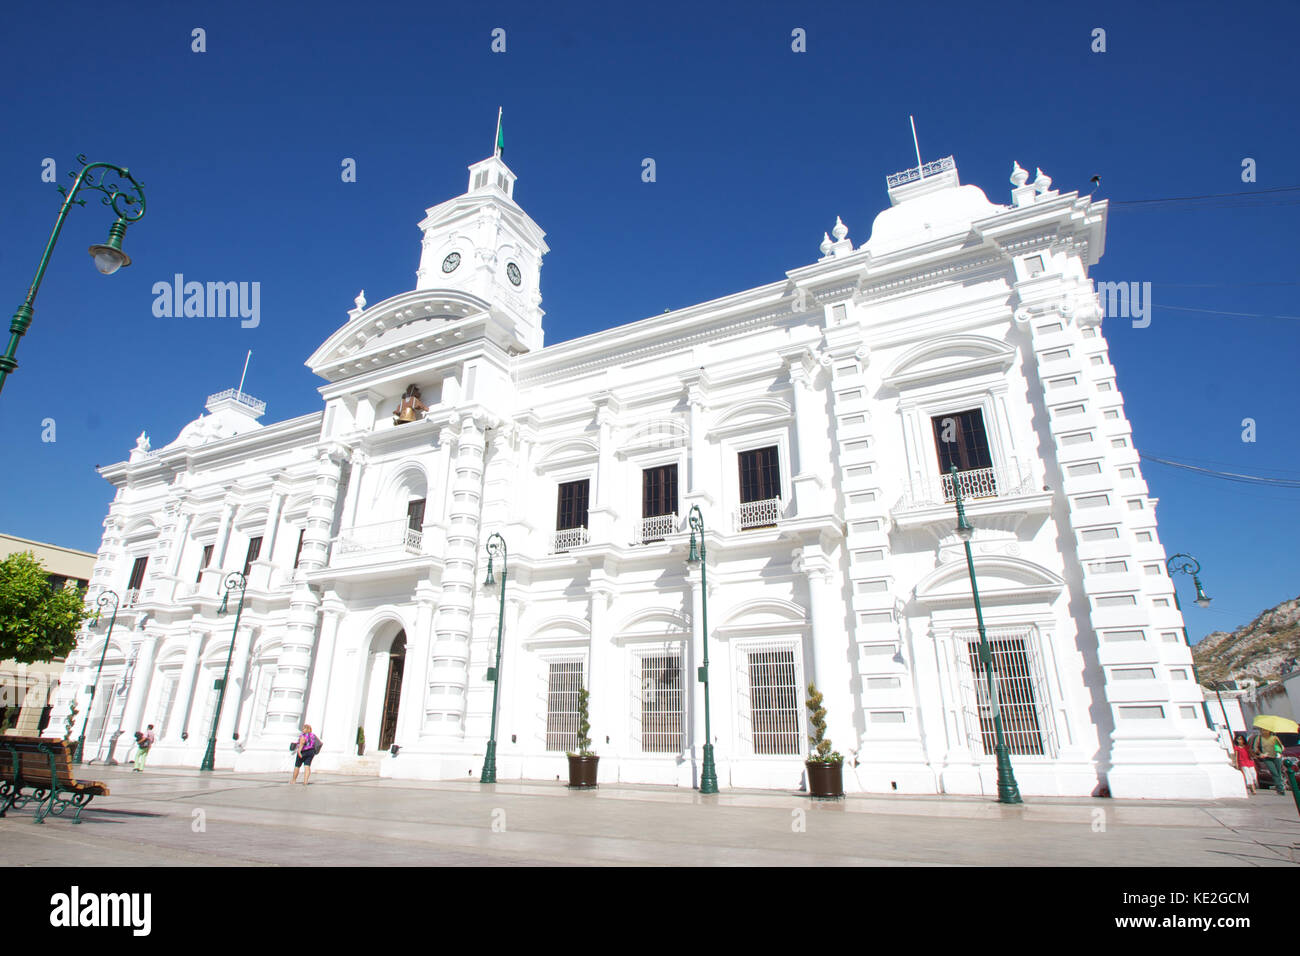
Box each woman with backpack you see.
[291,724,322,785]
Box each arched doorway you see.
[378,631,406,751]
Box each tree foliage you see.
[0,551,89,664]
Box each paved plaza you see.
[3,764,1298,867]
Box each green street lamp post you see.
[950,466,1022,805]
[1165,553,1216,730]
[480,533,508,784]
[687,504,719,795]
[0,156,146,396]
[74,589,120,765]
[200,571,247,772]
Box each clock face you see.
[441,252,461,274]
[506,262,522,286]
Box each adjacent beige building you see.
[1,533,96,735]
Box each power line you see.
[1109,185,1300,206]
[1154,304,1300,320]
[1139,452,1300,488]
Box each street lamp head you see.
[218,592,229,615]
[88,218,131,275]
[1193,576,1212,608]
[484,558,495,588]
[687,530,700,564]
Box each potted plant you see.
[805,682,844,798]
[566,686,599,788]
[356,726,365,756]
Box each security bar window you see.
[545,660,584,752]
[963,631,1047,757]
[639,653,683,753]
[747,646,801,755]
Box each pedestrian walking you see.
[1254,729,1287,794]
[132,724,155,772]
[290,724,320,785]
[1231,734,1257,794]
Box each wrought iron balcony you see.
[886,155,955,188]
[639,513,678,544]
[122,588,141,607]
[893,461,1037,514]
[735,497,781,531]
[334,519,423,557]
[552,527,590,553]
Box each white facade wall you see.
[47,152,1244,798]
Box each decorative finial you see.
[819,232,833,256]
[134,431,150,452]
[1010,161,1029,187]
[355,289,367,310]
[1033,167,1052,194]
[832,216,848,241]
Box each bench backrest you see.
[0,736,75,784]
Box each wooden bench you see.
[0,736,109,824]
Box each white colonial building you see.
[49,147,1244,799]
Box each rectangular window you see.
[556,480,590,531]
[197,544,214,583]
[638,653,683,753]
[243,536,263,577]
[406,498,426,531]
[738,446,780,503]
[156,675,179,738]
[964,631,1046,756]
[127,556,148,591]
[545,660,584,752]
[746,647,800,755]
[642,465,678,519]
[293,529,306,569]
[931,409,993,475]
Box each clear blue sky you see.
[0,1,1295,641]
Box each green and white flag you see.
[494,108,504,157]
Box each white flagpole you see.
[910,115,924,178]
[237,350,252,397]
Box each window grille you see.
[955,627,1056,758]
[545,660,584,752]
[84,677,116,745]
[738,446,780,504]
[634,651,683,753]
[739,643,802,755]
[156,674,179,738]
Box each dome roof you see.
[863,182,1002,256]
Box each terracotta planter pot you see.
[806,759,844,798]
[567,753,599,789]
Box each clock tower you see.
[415,152,549,351]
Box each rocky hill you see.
[1193,595,1300,683]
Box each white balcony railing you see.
[206,388,267,415]
[552,527,590,553]
[335,520,423,557]
[886,155,956,188]
[735,498,781,531]
[893,461,1037,513]
[640,513,678,544]
[122,588,141,607]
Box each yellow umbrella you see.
[1252,715,1300,734]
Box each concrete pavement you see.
[2,764,1298,866]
